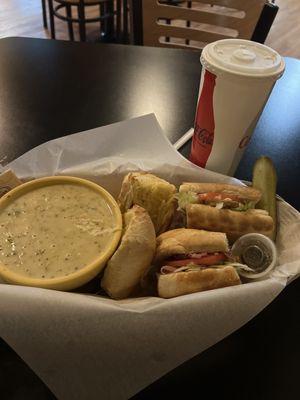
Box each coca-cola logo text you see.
[195,125,214,145]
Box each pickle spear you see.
[252,156,277,241]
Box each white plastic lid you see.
[231,233,277,279]
[201,39,285,79]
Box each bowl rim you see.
[0,175,122,289]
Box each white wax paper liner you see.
[0,114,299,400]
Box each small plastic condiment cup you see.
[231,233,277,279]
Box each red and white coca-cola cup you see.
[190,39,285,175]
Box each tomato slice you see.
[198,192,241,202]
[165,253,226,267]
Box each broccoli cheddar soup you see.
[0,183,118,279]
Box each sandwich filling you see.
[177,191,255,211]
[160,252,254,275]
[160,251,228,274]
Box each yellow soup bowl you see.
[0,176,122,291]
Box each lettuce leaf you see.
[233,201,256,211]
[225,262,255,273]
[176,264,209,273]
[176,191,198,209]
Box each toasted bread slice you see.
[186,203,273,242]
[158,265,241,298]
[101,205,156,299]
[118,172,176,234]
[154,228,228,264]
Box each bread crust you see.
[158,265,241,298]
[0,170,22,197]
[186,204,273,242]
[154,228,229,264]
[117,172,176,234]
[180,182,261,203]
[101,205,156,299]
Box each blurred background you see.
[0,0,299,59]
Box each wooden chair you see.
[129,0,277,50]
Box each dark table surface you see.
[0,37,299,400]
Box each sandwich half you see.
[101,205,156,299]
[178,183,273,242]
[118,172,176,235]
[155,228,241,298]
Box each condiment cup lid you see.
[231,233,277,279]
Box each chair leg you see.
[99,3,104,39]
[48,0,56,39]
[78,3,86,42]
[186,1,192,46]
[251,3,278,44]
[116,0,121,42]
[106,1,114,40]
[41,0,47,28]
[66,5,74,41]
[123,0,128,43]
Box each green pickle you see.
[252,156,277,241]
